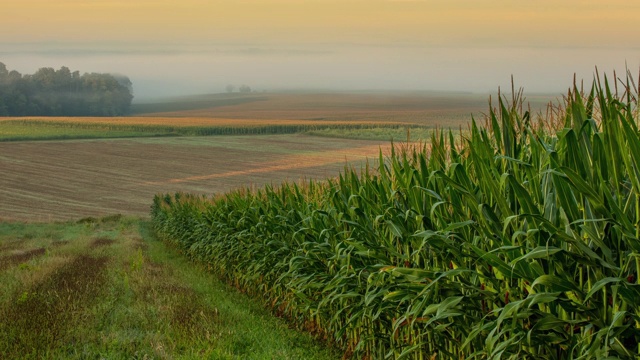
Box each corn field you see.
[152,72,640,359]
[1,119,420,139]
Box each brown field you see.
[133,92,557,126]
[0,92,557,132]
[136,92,489,126]
[0,134,393,222]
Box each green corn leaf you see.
[510,246,564,266]
[584,277,623,303]
[532,274,582,294]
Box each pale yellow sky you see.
[3,0,638,47]
[1,1,639,97]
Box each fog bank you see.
[2,43,637,100]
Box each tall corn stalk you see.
[152,71,640,359]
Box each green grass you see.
[0,216,337,359]
[0,119,420,142]
[0,121,178,141]
[306,126,437,141]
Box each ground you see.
[0,216,338,359]
[0,134,393,222]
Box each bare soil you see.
[0,134,392,222]
[136,92,493,126]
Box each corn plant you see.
[152,71,640,359]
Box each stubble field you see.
[0,134,393,222]
[134,92,492,125]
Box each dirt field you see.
[136,92,489,127]
[0,134,392,222]
[133,92,557,126]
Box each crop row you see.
[0,119,427,141]
[152,74,640,359]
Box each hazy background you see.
[2,0,639,100]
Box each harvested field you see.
[0,134,393,221]
[133,92,493,126]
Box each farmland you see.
[0,134,396,222]
[131,91,529,125]
[0,92,515,221]
[0,91,515,142]
[153,78,640,358]
[0,118,413,142]
[3,90,585,359]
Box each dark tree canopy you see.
[0,62,133,116]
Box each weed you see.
[0,247,46,270]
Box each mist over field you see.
[3,1,639,99]
[2,42,638,100]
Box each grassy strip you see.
[152,73,640,359]
[0,119,428,142]
[0,121,178,141]
[306,126,439,141]
[0,216,337,359]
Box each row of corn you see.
[3,119,421,137]
[152,73,640,359]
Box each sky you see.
[1,0,640,99]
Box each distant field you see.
[130,94,269,114]
[0,117,415,142]
[132,92,557,127]
[1,92,557,142]
[0,134,393,221]
[0,116,387,127]
[133,92,488,127]
[0,91,559,221]
[0,120,174,141]
[1,91,556,141]
[307,126,445,142]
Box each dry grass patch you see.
[0,217,337,359]
[0,247,46,271]
[0,239,26,252]
[90,237,115,248]
[0,255,109,357]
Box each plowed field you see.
[0,134,391,221]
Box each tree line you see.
[0,62,133,116]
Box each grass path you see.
[0,216,337,359]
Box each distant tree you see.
[0,62,8,78]
[0,62,133,116]
[225,84,235,93]
[238,84,251,94]
[0,63,8,115]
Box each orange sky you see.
[2,1,639,97]
[3,0,638,47]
